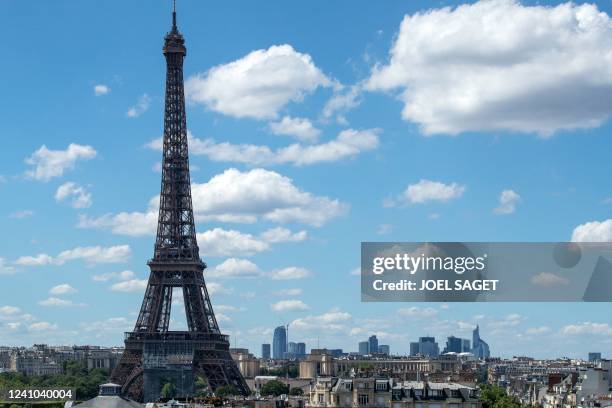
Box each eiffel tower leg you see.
[110,348,144,401]
[193,349,250,396]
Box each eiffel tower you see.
[110,4,249,401]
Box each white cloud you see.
[272,288,303,296]
[269,116,321,142]
[38,297,83,307]
[216,305,246,313]
[322,85,362,121]
[198,228,269,257]
[562,322,612,336]
[110,279,148,293]
[9,210,34,219]
[270,299,310,312]
[25,144,97,181]
[259,227,307,243]
[55,182,92,209]
[185,44,331,119]
[92,270,136,282]
[0,306,21,316]
[49,284,77,295]
[269,266,311,280]
[377,224,393,235]
[192,168,347,226]
[397,307,439,318]
[207,258,261,278]
[207,282,233,295]
[79,168,346,232]
[571,219,612,242]
[389,179,466,205]
[29,322,58,331]
[531,272,569,287]
[494,189,521,215]
[147,129,380,167]
[366,0,612,135]
[127,94,151,118]
[78,208,158,237]
[291,308,352,331]
[526,326,552,335]
[81,317,130,333]
[94,84,110,96]
[0,258,17,275]
[15,245,131,266]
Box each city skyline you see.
[1,0,612,359]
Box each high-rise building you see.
[273,326,287,359]
[297,342,306,358]
[588,352,602,362]
[378,345,390,355]
[410,337,439,357]
[368,335,379,355]
[443,336,471,354]
[471,325,491,359]
[261,344,271,359]
[358,341,369,355]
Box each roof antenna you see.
[172,0,177,31]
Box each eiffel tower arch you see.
[110,5,249,402]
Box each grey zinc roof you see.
[75,396,143,408]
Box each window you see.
[318,394,324,404]
[359,394,369,405]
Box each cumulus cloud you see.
[397,306,439,318]
[185,44,331,119]
[25,144,96,181]
[526,326,552,335]
[79,168,345,231]
[127,94,151,118]
[366,0,612,135]
[38,297,83,307]
[49,284,77,295]
[94,84,110,96]
[55,182,92,209]
[15,245,131,266]
[0,258,17,275]
[269,266,311,280]
[494,189,521,214]
[270,299,310,312]
[29,322,58,331]
[198,229,269,257]
[92,270,136,282]
[387,179,466,206]
[291,308,352,331]
[322,85,362,122]
[268,116,321,142]
[531,272,569,287]
[206,282,233,295]
[572,219,612,242]
[207,258,261,278]
[110,279,148,293]
[81,317,130,333]
[147,129,380,167]
[562,322,612,336]
[259,227,307,243]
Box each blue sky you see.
[0,0,611,359]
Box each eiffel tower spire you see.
[110,4,249,400]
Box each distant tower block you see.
[110,5,249,401]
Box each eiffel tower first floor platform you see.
[110,331,250,402]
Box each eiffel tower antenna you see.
[110,4,249,401]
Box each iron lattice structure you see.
[110,9,250,401]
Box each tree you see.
[289,387,304,396]
[260,380,289,396]
[160,382,177,399]
[480,385,521,408]
[215,385,239,398]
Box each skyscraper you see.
[273,326,287,359]
[443,336,471,354]
[410,337,440,357]
[471,325,491,359]
[262,344,271,359]
[358,341,369,355]
[378,345,390,355]
[368,335,379,355]
[297,342,306,358]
